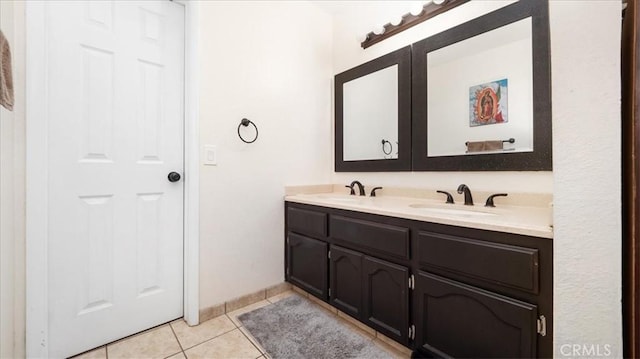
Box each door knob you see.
[167,172,181,182]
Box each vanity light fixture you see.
[361,0,469,49]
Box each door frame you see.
[623,0,640,356]
[24,1,200,357]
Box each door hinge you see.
[286,267,290,276]
[537,315,547,337]
[409,274,415,290]
[328,288,331,297]
[286,235,289,245]
[408,324,415,340]
[328,250,331,259]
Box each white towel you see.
[0,30,14,111]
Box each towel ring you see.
[238,118,258,144]
[381,139,393,155]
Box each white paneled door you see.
[43,1,185,357]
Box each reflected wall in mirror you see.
[335,45,412,172]
[343,65,399,161]
[412,0,551,171]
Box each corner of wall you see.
[549,1,622,356]
[0,0,26,357]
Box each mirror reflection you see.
[343,65,399,161]
[427,17,533,157]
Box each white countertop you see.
[285,191,553,239]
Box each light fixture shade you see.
[390,17,403,26]
[410,4,424,16]
[373,25,386,35]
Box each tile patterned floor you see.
[72,291,408,359]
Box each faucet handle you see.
[370,187,383,197]
[437,190,455,204]
[485,193,508,207]
[345,185,355,196]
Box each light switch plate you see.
[203,145,217,166]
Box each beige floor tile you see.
[238,326,267,355]
[171,315,236,350]
[107,325,181,359]
[375,332,412,357]
[71,346,106,359]
[184,329,262,359]
[307,295,338,315]
[167,352,186,359]
[266,290,296,304]
[227,300,271,327]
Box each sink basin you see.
[409,204,497,217]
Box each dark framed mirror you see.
[335,46,412,172]
[412,0,551,171]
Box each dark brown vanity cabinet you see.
[285,206,329,300]
[284,202,552,357]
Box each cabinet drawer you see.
[417,231,539,293]
[287,207,327,239]
[330,216,410,260]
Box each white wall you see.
[197,1,333,308]
[0,1,26,358]
[550,1,622,356]
[328,0,622,356]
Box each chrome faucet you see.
[346,180,366,196]
[457,184,474,206]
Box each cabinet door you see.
[414,272,538,358]
[363,256,409,345]
[330,245,363,318]
[287,233,328,300]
